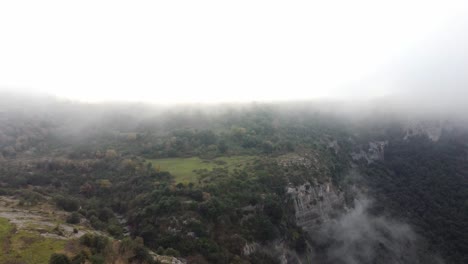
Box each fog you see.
[0,4,467,262]
[1,1,468,107]
[0,90,460,263]
[309,197,444,264]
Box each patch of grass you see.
[0,230,67,264]
[148,156,257,184]
[0,217,13,242]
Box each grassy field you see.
[6,230,67,264]
[148,155,257,184]
[0,217,13,243]
[0,217,68,264]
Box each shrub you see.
[80,234,109,254]
[164,247,180,257]
[66,212,81,224]
[107,224,123,238]
[55,196,79,212]
[49,253,71,264]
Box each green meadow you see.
[0,218,67,264]
[0,217,13,242]
[148,156,257,184]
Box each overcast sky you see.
[1,1,467,103]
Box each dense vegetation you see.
[0,95,466,263]
[363,134,468,263]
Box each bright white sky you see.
[0,1,466,103]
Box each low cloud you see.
[311,197,444,264]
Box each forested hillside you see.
[0,95,466,263]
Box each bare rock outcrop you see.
[351,141,387,164]
[287,181,345,231]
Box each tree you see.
[105,149,118,159]
[66,212,81,224]
[80,182,94,197]
[263,196,283,224]
[197,130,217,146]
[218,140,228,154]
[49,253,70,264]
[55,196,79,212]
[98,179,112,188]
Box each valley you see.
[0,97,466,263]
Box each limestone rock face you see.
[368,141,387,161]
[351,141,387,164]
[287,181,345,231]
[242,242,260,256]
[243,241,304,264]
[404,122,444,142]
[152,254,186,264]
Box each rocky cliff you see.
[287,180,345,232]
